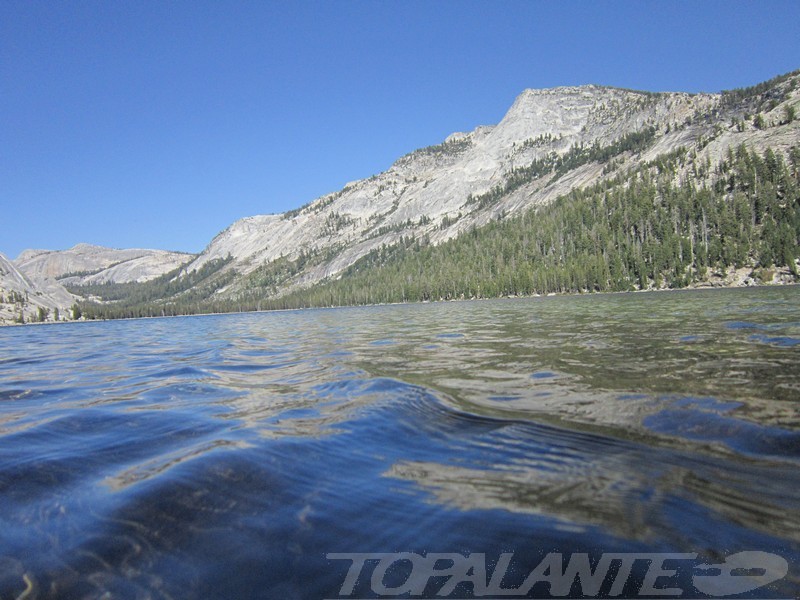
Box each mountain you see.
[180,77,798,292]
[184,86,718,281]
[13,70,800,321]
[15,243,194,285]
[0,252,77,324]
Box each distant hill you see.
[1,245,193,324]
[15,243,193,285]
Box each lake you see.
[0,287,798,598]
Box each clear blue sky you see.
[2,1,798,259]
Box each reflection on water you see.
[0,287,798,597]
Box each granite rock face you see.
[15,244,193,285]
[0,252,77,323]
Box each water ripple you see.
[0,287,798,597]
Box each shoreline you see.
[2,276,797,329]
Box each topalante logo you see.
[326,550,789,598]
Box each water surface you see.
[0,287,798,598]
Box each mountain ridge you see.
[4,71,799,323]
[15,243,193,283]
[181,83,720,283]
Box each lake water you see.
[0,287,798,598]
